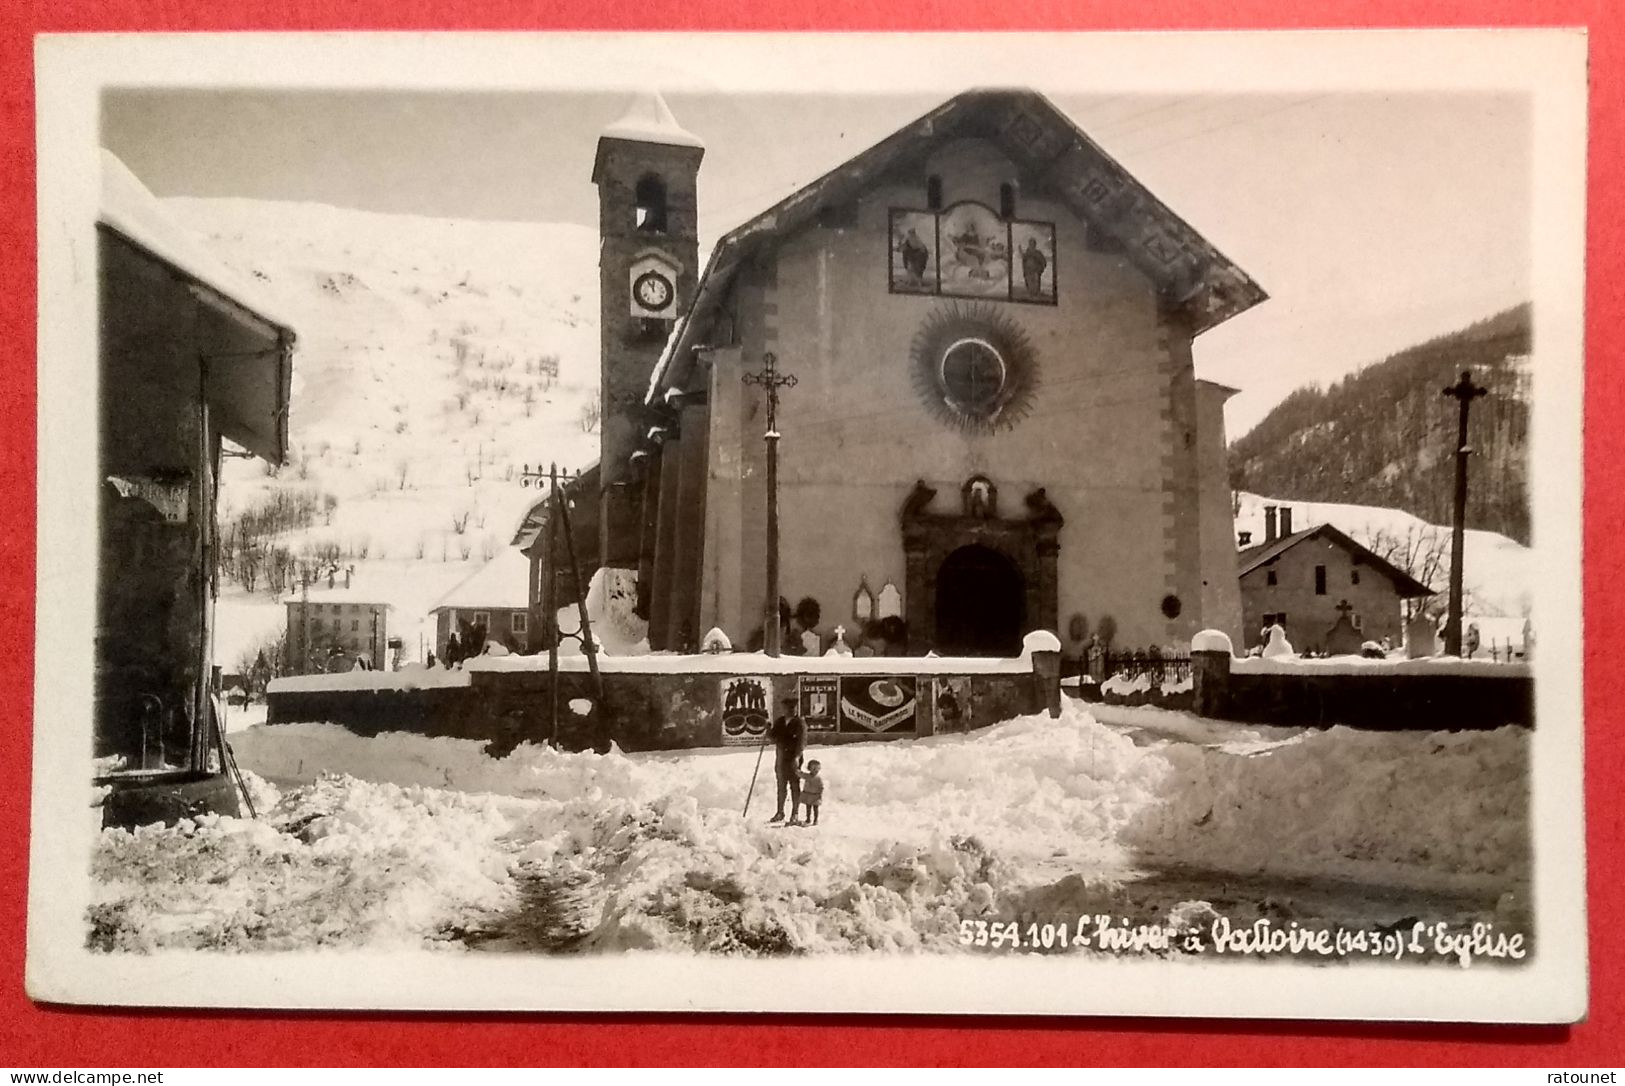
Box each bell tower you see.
[592,91,704,570]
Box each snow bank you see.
[88,775,519,952]
[1126,724,1530,887]
[101,705,1529,954]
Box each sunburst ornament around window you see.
[909,302,1039,433]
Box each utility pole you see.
[1441,369,1488,656]
[743,351,797,657]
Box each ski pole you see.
[742,728,769,817]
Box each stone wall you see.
[1190,635,1532,731]
[268,648,1061,754]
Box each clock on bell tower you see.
[591,91,704,570]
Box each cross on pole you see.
[1441,369,1488,656]
[743,351,798,657]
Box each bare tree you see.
[579,399,602,434]
[1361,524,1452,623]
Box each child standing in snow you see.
[798,760,824,826]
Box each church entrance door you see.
[934,545,1026,657]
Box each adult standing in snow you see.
[445,631,463,668]
[768,694,807,824]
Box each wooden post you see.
[546,464,559,745]
[556,467,605,708]
[1441,370,1488,656]
[743,352,797,657]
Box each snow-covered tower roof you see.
[599,91,704,150]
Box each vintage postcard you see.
[28,29,1588,1020]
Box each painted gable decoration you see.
[889,200,1056,306]
[648,90,1265,409]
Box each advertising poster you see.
[719,675,773,746]
[799,676,839,732]
[838,675,919,735]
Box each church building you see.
[575,89,1264,657]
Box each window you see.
[1265,569,1278,586]
[634,174,668,232]
[475,611,491,628]
[1263,612,1288,630]
[351,619,360,631]
[1314,565,1327,595]
[926,175,943,210]
[999,182,1016,219]
[1352,612,1363,631]
[512,612,528,634]
[940,338,1007,415]
[1351,569,1361,585]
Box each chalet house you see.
[535,89,1267,658]
[430,546,534,657]
[96,150,295,824]
[1237,507,1435,653]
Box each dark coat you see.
[768,714,807,765]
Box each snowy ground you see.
[89,703,1532,963]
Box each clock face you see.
[633,270,674,312]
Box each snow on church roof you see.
[601,91,705,150]
[97,149,297,334]
[432,546,532,611]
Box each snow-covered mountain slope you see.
[168,197,603,664]
[1235,491,1532,627]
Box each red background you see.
[1,0,1619,1068]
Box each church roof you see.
[1237,523,1435,598]
[649,88,1267,402]
[600,91,705,150]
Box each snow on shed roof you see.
[98,149,297,333]
[432,546,532,611]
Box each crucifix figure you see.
[743,351,798,656]
[1441,369,1488,656]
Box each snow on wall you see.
[1231,656,1530,678]
[268,667,472,695]
[465,650,1032,677]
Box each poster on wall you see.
[1009,220,1057,304]
[937,202,1010,299]
[838,676,919,735]
[719,675,773,746]
[932,676,973,734]
[798,676,839,732]
[888,209,938,294]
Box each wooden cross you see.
[1335,599,1354,619]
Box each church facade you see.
[585,90,1264,657]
